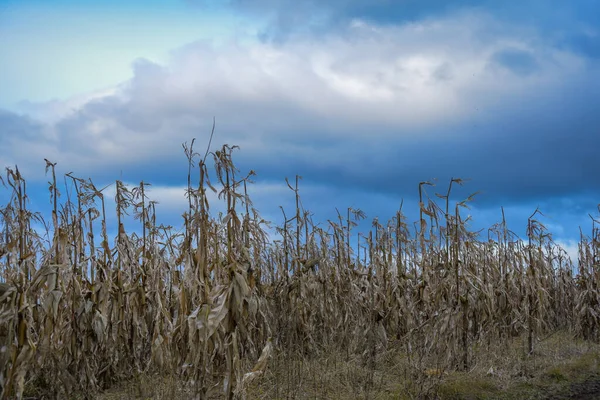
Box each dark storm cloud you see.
[0,109,57,175]
[190,0,600,53]
[6,19,599,205]
[0,109,45,142]
[2,7,599,250]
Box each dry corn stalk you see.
[0,142,596,398]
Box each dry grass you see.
[93,331,600,399]
[0,142,599,399]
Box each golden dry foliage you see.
[0,144,598,399]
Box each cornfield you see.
[0,141,598,399]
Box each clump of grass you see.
[545,366,568,382]
[562,352,600,376]
[437,375,500,399]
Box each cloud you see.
[490,48,540,76]
[0,109,56,173]
[13,87,119,124]
[1,9,599,245]
[189,0,600,52]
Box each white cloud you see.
[0,11,592,188]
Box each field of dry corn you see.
[0,142,599,399]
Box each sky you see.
[1,0,599,262]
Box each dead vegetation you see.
[0,141,599,399]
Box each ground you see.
[88,331,600,399]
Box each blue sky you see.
[1,0,599,260]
